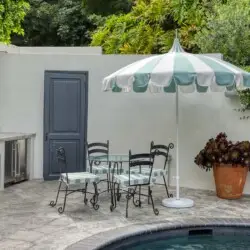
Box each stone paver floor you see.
[1,180,250,249]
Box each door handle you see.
[45,133,48,141]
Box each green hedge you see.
[241,66,250,72]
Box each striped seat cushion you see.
[87,165,124,175]
[87,165,109,175]
[61,172,100,186]
[125,167,167,177]
[114,173,156,187]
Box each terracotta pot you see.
[213,163,248,199]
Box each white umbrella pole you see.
[162,86,194,208]
[176,84,180,199]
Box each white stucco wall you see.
[0,44,102,55]
[0,52,249,194]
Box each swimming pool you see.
[67,219,250,250]
[99,226,250,250]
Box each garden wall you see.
[0,50,249,194]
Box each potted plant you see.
[194,133,250,199]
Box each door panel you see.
[43,71,88,180]
[50,79,80,133]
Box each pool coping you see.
[67,218,250,250]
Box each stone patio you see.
[1,180,250,249]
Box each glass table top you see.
[87,154,129,162]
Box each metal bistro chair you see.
[49,147,100,214]
[87,141,111,191]
[112,150,159,218]
[149,141,174,198]
[125,142,174,198]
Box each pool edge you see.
[66,218,250,250]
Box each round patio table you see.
[87,154,129,210]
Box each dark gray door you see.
[43,71,88,180]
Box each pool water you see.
[129,235,250,250]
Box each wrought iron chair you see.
[87,140,111,190]
[126,142,174,198]
[49,147,100,214]
[112,150,159,218]
[149,142,174,198]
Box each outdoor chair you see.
[112,150,159,218]
[49,147,100,214]
[125,141,174,198]
[149,142,174,198]
[87,140,111,191]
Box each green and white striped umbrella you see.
[103,39,250,93]
[102,37,250,209]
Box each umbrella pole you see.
[162,86,194,208]
[176,84,180,200]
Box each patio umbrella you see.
[102,33,250,208]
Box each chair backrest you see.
[150,141,174,170]
[87,140,109,165]
[128,150,154,186]
[56,147,68,182]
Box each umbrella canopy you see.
[103,38,250,93]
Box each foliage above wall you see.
[0,0,30,43]
[83,0,133,15]
[242,66,250,73]
[91,0,174,54]
[11,0,102,46]
[10,0,132,46]
[4,0,250,73]
[195,0,250,66]
[12,0,107,46]
[237,89,250,110]
[90,0,228,54]
[12,0,58,46]
[231,66,250,120]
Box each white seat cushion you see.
[114,173,156,187]
[60,172,100,186]
[87,165,109,175]
[125,167,167,177]
[87,165,124,175]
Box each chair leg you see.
[90,182,100,210]
[133,186,141,207]
[163,175,173,198]
[116,183,121,201]
[110,181,118,212]
[49,181,62,207]
[58,186,68,214]
[132,186,138,207]
[126,188,131,218]
[84,183,88,205]
[138,186,141,207]
[148,185,151,205]
[148,186,159,216]
[107,173,110,192]
[114,183,117,208]
[110,180,115,212]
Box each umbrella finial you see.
[169,29,185,53]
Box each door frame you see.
[43,70,89,180]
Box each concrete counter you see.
[0,132,35,141]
